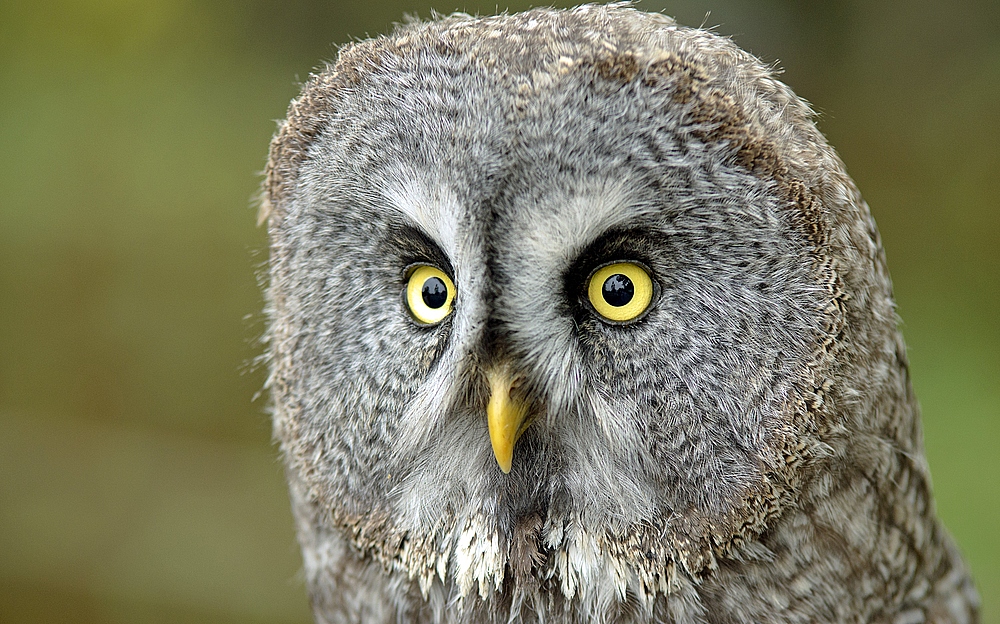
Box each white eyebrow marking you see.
[532,179,636,255]
[384,173,460,255]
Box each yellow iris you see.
[405,265,455,325]
[587,262,653,322]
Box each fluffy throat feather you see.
[326,480,789,612]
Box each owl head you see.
[261,5,965,622]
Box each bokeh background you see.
[1,0,996,622]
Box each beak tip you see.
[491,443,514,474]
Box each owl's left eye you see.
[405,265,456,325]
[586,262,654,323]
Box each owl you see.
[260,5,978,623]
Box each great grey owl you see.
[259,5,978,623]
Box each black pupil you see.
[602,274,634,307]
[421,276,448,309]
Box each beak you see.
[486,365,531,474]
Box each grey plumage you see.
[260,5,978,623]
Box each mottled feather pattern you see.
[262,5,977,623]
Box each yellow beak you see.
[486,366,531,474]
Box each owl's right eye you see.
[405,265,456,325]
[586,262,654,323]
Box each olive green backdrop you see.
[1,1,996,622]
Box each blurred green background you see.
[0,0,996,622]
